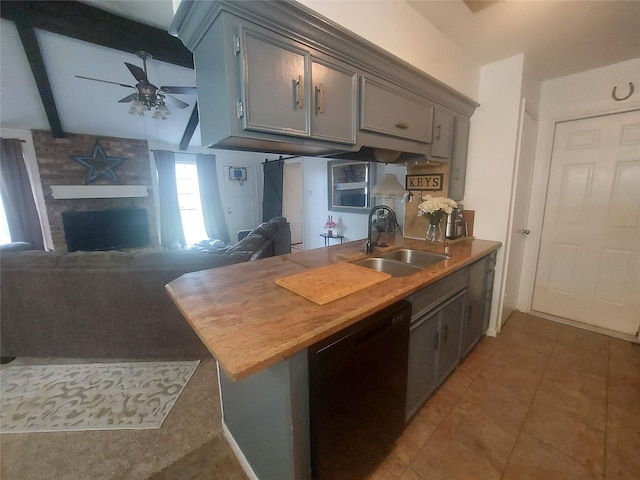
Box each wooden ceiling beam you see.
[15,25,65,138]
[0,1,193,69]
[179,102,199,151]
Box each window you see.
[174,161,208,245]
[0,194,11,244]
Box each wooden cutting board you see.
[275,262,391,305]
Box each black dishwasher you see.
[308,300,411,480]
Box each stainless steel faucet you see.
[365,205,399,254]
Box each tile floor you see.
[151,311,639,479]
[370,311,640,480]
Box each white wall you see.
[301,156,368,250]
[464,54,526,336]
[518,57,640,313]
[298,0,479,101]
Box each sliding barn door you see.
[263,159,283,222]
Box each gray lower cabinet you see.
[449,115,470,201]
[429,105,455,160]
[462,251,497,357]
[405,271,467,420]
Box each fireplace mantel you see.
[51,185,149,199]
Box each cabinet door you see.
[449,115,470,201]
[430,106,455,159]
[311,58,357,144]
[463,258,486,357]
[406,310,439,420]
[360,76,433,143]
[239,26,310,137]
[436,291,465,385]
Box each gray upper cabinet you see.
[449,115,470,201]
[360,76,433,143]
[429,106,455,160]
[311,58,357,144]
[171,1,478,157]
[240,26,310,137]
[239,26,357,144]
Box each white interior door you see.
[502,101,537,325]
[532,110,640,336]
[282,162,303,244]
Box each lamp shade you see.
[371,174,405,197]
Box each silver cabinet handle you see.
[295,75,304,109]
[395,121,408,129]
[315,83,324,114]
[435,123,442,140]
[522,229,530,235]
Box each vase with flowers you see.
[324,215,337,236]
[417,195,457,244]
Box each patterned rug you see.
[0,360,199,434]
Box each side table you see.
[320,233,344,246]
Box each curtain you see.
[196,153,230,244]
[153,150,185,249]
[0,138,44,249]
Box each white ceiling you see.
[1,0,639,148]
[408,0,640,81]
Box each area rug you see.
[0,360,199,434]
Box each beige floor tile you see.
[607,404,640,457]
[543,358,608,402]
[503,432,602,480]
[368,451,407,480]
[442,403,520,471]
[393,413,439,465]
[550,343,609,376]
[608,373,640,415]
[409,423,502,480]
[604,442,640,480]
[555,324,610,356]
[457,338,498,378]
[609,337,640,368]
[477,358,542,401]
[417,384,460,426]
[534,374,607,430]
[398,468,423,480]
[522,402,605,475]
[458,379,531,434]
[510,313,561,343]
[439,366,474,399]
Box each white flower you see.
[417,195,457,216]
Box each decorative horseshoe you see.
[612,82,635,101]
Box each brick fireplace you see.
[32,130,159,251]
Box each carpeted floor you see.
[0,357,247,480]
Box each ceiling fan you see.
[75,51,197,119]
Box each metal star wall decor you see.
[72,141,126,184]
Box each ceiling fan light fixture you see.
[128,99,145,116]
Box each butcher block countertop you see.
[166,235,501,381]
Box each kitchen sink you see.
[379,249,449,268]
[352,258,423,277]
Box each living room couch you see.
[0,217,291,359]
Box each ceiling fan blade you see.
[118,93,139,104]
[160,86,197,95]
[75,75,134,89]
[164,95,190,109]
[125,62,148,83]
